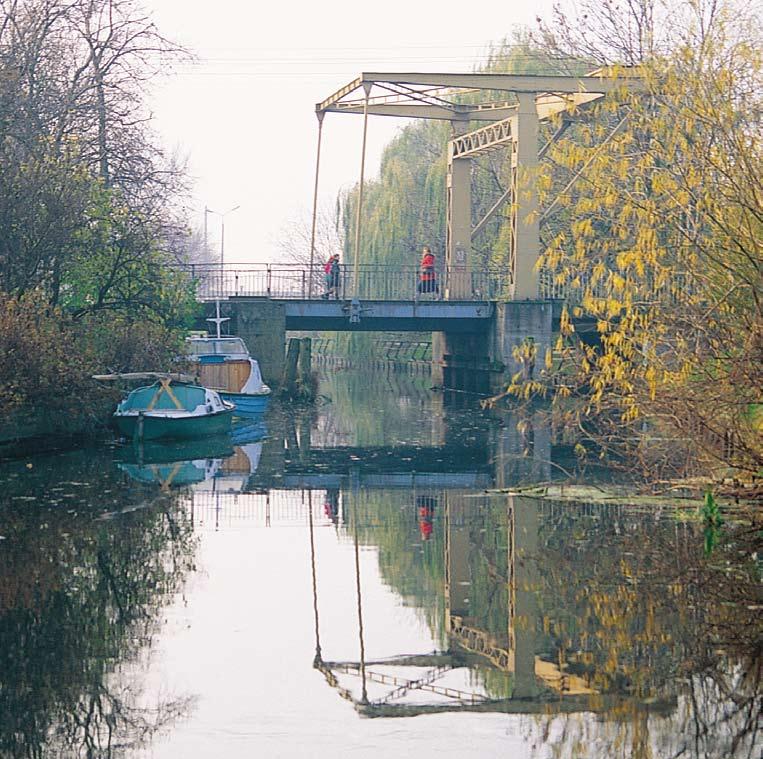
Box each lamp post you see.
[205,204,240,296]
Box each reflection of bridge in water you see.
[182,481,679,718]
[181,472,688,718]
[204,411,553,495]
[307,494,678,718]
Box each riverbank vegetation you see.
[532,0,762,481]
[337,0,761,482]
[0,0,198,441]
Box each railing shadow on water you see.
[179,263,513,302]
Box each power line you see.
[193,41,519,53]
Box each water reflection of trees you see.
[529,501,761,758]
[336,490,760,755]
[308,364,448,449]
[0,450,197,758]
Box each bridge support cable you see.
[308,113,325,299]
[472,184,511,239]
[308,492,322,663]
[352,493,368,704]
[540,110,631,224]
[352,83,372,299]
[471,119,571,240]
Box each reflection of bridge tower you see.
[312,491,607,716]
[444,493,539,698]
[490,412,551,489]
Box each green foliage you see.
[0,293,86,416]
[0,0,195,321]
[701,491,724,555]
[341,120,450,266]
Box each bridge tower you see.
[315,72,625,299]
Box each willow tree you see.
[534,2,762,474]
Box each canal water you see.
[0,363,760,758]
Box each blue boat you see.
[186,335,271,416]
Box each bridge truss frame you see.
[315,71,642,300]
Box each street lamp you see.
[204,204,240,295]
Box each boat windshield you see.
[187,338,249,357]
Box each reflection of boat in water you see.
[117,421,267,490]
[121,434,235,464]
[231,418,268,445]
[118,434,235,488]
[193,442,263,493]
[120,457,223,487]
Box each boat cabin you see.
[186,337,249,360]
[185,336,269,397]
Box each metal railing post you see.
[267,264,272,297]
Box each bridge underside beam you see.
[281,299,493,333]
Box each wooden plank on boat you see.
[198,361,250,393]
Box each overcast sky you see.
[147,0,554,264]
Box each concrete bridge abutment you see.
[433,300,554,395]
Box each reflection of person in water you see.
[324,489,340,524]
[416,495,438,541]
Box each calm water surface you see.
[0,364,760,758]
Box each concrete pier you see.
[433,300,554,393]
[211,300,286,387]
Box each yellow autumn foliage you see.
[536,10,762,473]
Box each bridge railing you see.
[181,262,690,305]
[182,263,513,302]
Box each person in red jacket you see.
[417,245,438,294]
[321,254,341,299]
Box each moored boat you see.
[186,335,271,415]
[112,376,234,441]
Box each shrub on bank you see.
[0,292,185,433]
